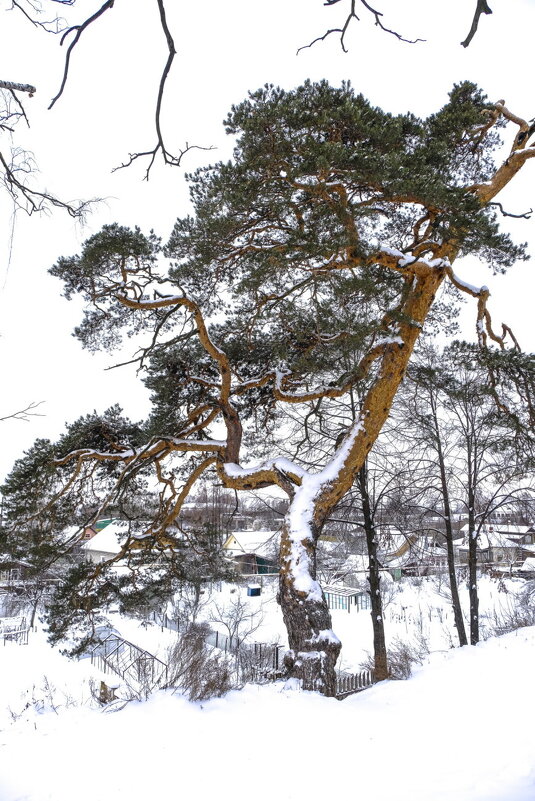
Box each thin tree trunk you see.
[467,452,480,644]
[430,397,468,646]
[443,502,468,646]
[29,593,40,629]
[358,464,388,680]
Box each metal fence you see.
[147,611,285,673]
[90,634,168,695]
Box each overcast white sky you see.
[0,0,534,481]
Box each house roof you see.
[80,520,132,555]
[460,523,530,537]
[322,584,368,598]
[339,553,368,574]
[94,518,114,531]
[222,530,278,558]
[379,531,416,563]
[459,526,527,550]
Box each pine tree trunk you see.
[358,465,388,680]
[278,516,341,696]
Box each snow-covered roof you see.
[80,520,131,555]
[459,523,530,538]
[520,558,535,572]
[222,530,279,558]
[61,525,85,544]
[379,531,414,562]
[321,584,367,598]
[459,527,526,550]
[338,553,368,574]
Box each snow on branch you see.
[53,436,226,467]
[0,80,36,96]
[444,265,488,299]
[220,457,306,492]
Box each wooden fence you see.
[336,669,375,698]
[0,616,29,645]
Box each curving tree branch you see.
[47,0,115,110]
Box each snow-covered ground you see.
[1,576,534,801]
[1,625,535,800]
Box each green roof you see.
[94,519,113,531]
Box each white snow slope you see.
[1,626,534,800]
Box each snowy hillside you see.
[1,624,534,801]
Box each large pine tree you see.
[5,80,535,694]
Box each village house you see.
[458,523,535,567]
[221,528,279,576]
[80,519,131,564]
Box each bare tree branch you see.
[8,0,68,34]
[0,400,44,422]
[299,0,423,54]
[461,0,492,48]
[0,148,97,217]
[111,0,214,178]
[489,201,533,220]
[48,0,115,110]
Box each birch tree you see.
[12,79,535,695]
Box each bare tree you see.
[403,342,534,644]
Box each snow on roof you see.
[321,584,367,598]
[61,525,85,543]
[468,528,523,550]
[520,558,535,572]
[81,520,132,555]
[339,553,368,573]
[379,532,414,562]
[459,523,530,537]
[222,530,278,557]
